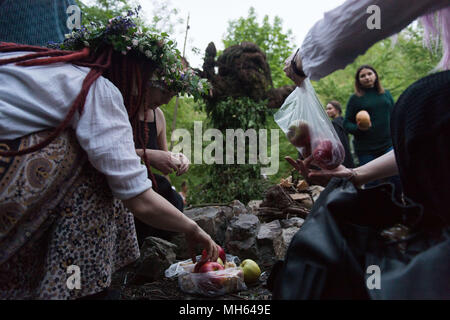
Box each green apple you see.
[217,257,224,267]
[240,259,261,284]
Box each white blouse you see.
[0,51,152,200]
[301,0,450,80]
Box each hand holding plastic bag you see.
[275,79,345,170]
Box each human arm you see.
[75,79,217,262]
[286,149,398,187]
[123,188,218,263]
[295,0,449,81]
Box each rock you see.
[247,200,263,214]
[230,200,248,215]
[225,214,260,242]
[130,237,178,285]
[184,206,232,244]
[224,214,260,260]
[256,220,282,266]
[169,233,190,260]
[226,237,259,262]
[280,217,305,229]
[273,227,299,260]
[308,185,325,202]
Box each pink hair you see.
[420,6,450,71]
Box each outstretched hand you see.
[285,156,353,187]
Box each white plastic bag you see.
[165,254,247,297]
[274,79,344,170]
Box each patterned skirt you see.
[0,130,140,299]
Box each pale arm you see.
[123,188,218,263]
[286,150,398,187]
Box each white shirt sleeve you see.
[72,76,152,200]
[0,51,152,200]
[300,0,450,80]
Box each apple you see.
[193,249,209,273]
[217,245,226,263]
[356,110,371,130]
[217,257,224,267]
[312,139,344,170]
[287,120,311,148]
[198,261,225,273]
[240,259,261,284]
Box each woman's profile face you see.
[146,85,176,109]
[358,68,377,88]
[326,104,339,119]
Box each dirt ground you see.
[110,265,273,301]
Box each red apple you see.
[198,261,225,273]
[312,139,344,170]
[217,245,226,263]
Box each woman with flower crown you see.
[0,12,217,299]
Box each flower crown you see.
[49,8,210,101]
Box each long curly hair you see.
[0,42,158,188]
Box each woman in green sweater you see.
[344,65,400,191]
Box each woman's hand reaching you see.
[185,223,218,264]
[285,156,354,187]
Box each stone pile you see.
[123,179,325,285]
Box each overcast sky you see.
[139,0,346,68]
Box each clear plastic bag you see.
[165,254,247,297]
[274,79,345,170]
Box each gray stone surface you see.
[273,227,299,260]
[130,237,178,284]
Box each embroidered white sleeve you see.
[73,77,152,200]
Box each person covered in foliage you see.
[0,13,215,299]
[325,100,354,168]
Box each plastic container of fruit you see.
[165,254,247,297]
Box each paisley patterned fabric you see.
[0,130,140,299]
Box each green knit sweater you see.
[343,87,395,154]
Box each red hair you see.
[0,42,158,189]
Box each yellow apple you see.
[240,259,261,284]
[217,257,224,266]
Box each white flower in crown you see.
[139,44,144,52]
[83,41,90,47]
[145,50,153,58]
[121,50,127,55]
[132,39,139,47]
